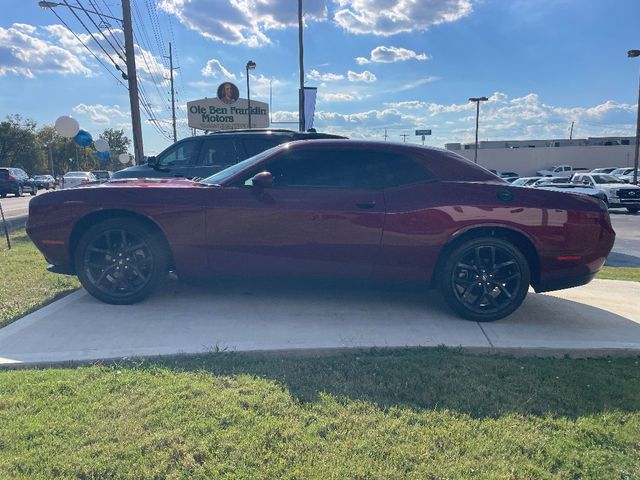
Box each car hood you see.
[596,183,640,189]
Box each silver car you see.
[61,171,97,189]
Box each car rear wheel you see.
[440,237,531,322]
[74,218,169,304]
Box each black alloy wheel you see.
[75,218,169,304]
[441,237,530,322]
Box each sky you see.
[1,0,640,155]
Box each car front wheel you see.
[74,218,169,304]
[440,237,531,322]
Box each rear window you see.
[0,169,9,179]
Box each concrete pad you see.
[0,279,638,366]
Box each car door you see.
[204,147,386,278]
[154,139,202,178]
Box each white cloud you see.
[0,23,92,78]
[307,69,344,81]
[347,70,377,83]
[321,93,355,102]
[201,59,236,79]
[356,46,429,64]
[158,0,327,47]
[334,0,473,36]
[73,104,129,124]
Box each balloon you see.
[118,153,131,164]
[74,129,93,147]
[96,150,110,161]
[94,138,109,153]
[54,116,80,138]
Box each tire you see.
[628,207,639,213]
[16,186,23,197]
[74,218,169,304]
[440,237,531,322]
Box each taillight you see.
[7,175,15,181]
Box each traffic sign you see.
[415,129,431,136]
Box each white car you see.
[511,176,542,186]
[61,171,97,189]
[571,173,640,212]
[535,165,589,178]
[618,169,639,184]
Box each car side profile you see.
[27,140,615,321]
[570,173,640,212]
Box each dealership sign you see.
[187,82,269,131]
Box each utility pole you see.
[167,42,177,143]
[400,134,409,143]
[48,142,54,177]
[469,96,488,163]
[629,49,640,185]
[383,128,388,141]
[298,0,305,132]
[122,0,144,164]
[569,121,574,141]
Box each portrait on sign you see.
[217,82,239,104]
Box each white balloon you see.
[54,116,80,138]
[94,138,109,153]
[118,153,131,164]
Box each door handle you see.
[356,201,376,209]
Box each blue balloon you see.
[74,129,93,147]
[96,150,110,161]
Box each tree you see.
[99,128,131,171]
[0,114,46,174]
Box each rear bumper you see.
[534,272,597,293]
[47,263,75,276]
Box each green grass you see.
[1,349,639,479]
[0,230,79,329]
[598,266,640,282]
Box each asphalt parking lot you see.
[607,210,640,267]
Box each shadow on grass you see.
[126,346,640,420]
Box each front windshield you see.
[200,144,285,185]
[610,168,627,176]
[593,174,621,184]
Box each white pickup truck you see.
[535,165,589,178]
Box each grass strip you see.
[0,230,79,329]
[598,266,640,282]
[0,348,639,479]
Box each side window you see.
[198,138,238,169]
[242,137,287,158]
[242,149,431,189]
[157,141,198,167]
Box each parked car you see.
[33,175,56,190]
[111,129,346,180]
[534,183,608,203]
[503,177,519,183]
[617,169,639,184]
[610,167,636,178]
[532,177,569,186]
[590,167,618,174]
[60,171,97,189]
[91,170,112,183]
[570,173,640,212]
[0,167,37,197]
[511,176,542,187]
[499,171,519,178]
[27,140,615,322]
[536,165,590,178]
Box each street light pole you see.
[246,60,256,128]
[469,96,488,163]
[628,49,640,185]
[298,0,305,132]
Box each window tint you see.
[242,137,288,157]
[244,149,431,189]
[157,141,198,167]
[198,138,238,169]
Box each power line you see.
[47,6,128,89]
[74,0,125,64]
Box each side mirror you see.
[146,156,158,167]
[251,171,273,189]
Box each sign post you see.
[415,129,432,145]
